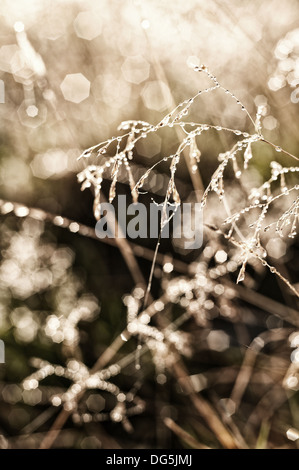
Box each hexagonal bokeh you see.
[30,149,69,179]
[2,384,22,404]
[141,80,172,111]
[266,238,286,259]
[17,101,47,128]
[22,388,42,406]
[121,56,150,84]
[86,393,105,412]
[206,330,230,352]
[60,73,90,103]
[73,11,102,41]
[0,45,23,74]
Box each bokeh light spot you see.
[141,80,172,112]
[73,11,102,41]
[121,56,150,84]
[60,73,90,104]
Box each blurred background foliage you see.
[0,0,299,449]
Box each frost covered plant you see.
[1,65,299,450]
[78,65,299,298]
[22,357,145,430]
[0,214,99,348]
